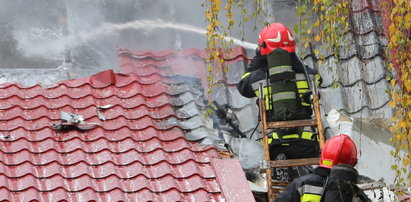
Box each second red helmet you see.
[320,134,358,169]
[258,23,296,55]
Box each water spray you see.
[71,19,258,50]
[16,19,258,60]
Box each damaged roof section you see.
[302,0,392,118]
[119,47,260,141]
[0,69,254,201]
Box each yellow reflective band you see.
[282,134,300,139]
[298,184,323,202]
[322,160,333,166]
[301,102,311,107]
[297,81,310,106]
[264,132,315,144]
[301,131,314,140]
[297,80,309,89]
[300,194,321,202]
[254,87,273,110]
[241,72,251,79]
[265,97,271,110]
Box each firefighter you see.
[237,23,319,180]
[275,134,370,202]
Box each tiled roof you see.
[0,68,254,201]
[302,0,392,119]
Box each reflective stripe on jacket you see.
[298,184,323,201]
[275,167,330,202]
[296,73,311,107]
[251,78,272,109]
[263,127,317,145]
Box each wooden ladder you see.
[257,82,325,202]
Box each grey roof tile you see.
[361,57,387,83]
[233,104,259,134]
[352,9,384,34]
[176,101,201,119]
[227,86,254,109]
[211,84,229,106]
[179,115,211,130]
[185,127,215,141]
[172,91,200,107]
[226,61,247,85]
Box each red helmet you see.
[320,134,358,169]
[258,23,295,55]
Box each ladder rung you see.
[267,119,317,129]
[270,157,320,168]
[271,181,289,187]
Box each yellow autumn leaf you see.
[307,29,311,34]
[225,4,230,10]
[403,158,409,167]
[399,120,407,128]
[391,79,396,86]
[207,24,213,32]
[206,11,211,19]
[391,34,398,44]
[389,100,396,108]
[315,20,320,27]
[389,24,396,35]
[315,35,321,42]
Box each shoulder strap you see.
[319,176,330,202]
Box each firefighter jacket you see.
[275,167,330,202]
[237,49,316,116]
[237,49,319,145]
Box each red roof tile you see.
[0,68,254,201]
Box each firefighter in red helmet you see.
[237,23,319,181]
[275,134,370,202]
[258,23,296,54]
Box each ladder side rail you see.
[307,44,325,148]
[257,83,274,202]
[312,78,325,148]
